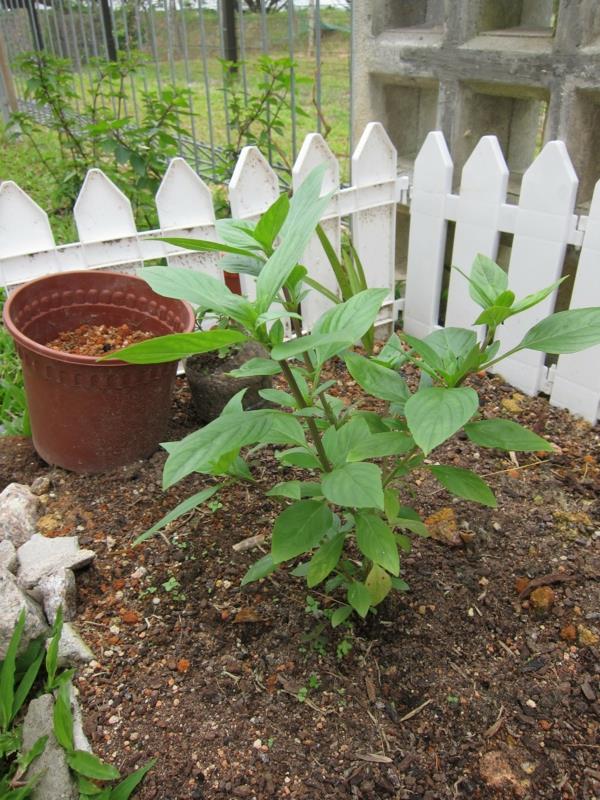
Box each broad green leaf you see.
[347,432,415,462]
[271,331,352,362]
[429,465,497,507]
[271,500,333,563]
[256,308,302,326]
[241,554,276,586]
[474,305,514,328]
[322,417,371,467]
[321,463,384,510]
[344,351,410,405]
[464,419,554,452]
[102,329,248,364]
[405,387,478,454]
[518,308,600,354]
[228,358,281,378]
[355,513,399,575]
[220,253,264,276]
[139,266,255,328]
[134,484,222,544]
[510,278,565,315]
[465,254,508,308]
[0,609,24,730]
[312,289,388,363]
[256,166,333,311]
[266,481,322,500]
[383,489,400,524]
[395,518,429,537]
[258,412,306,446]
[331,605,353,628]
[222,389,248,415]
[12,648,44,720]
[66,750,120,781]
[365,564,392,606]
[347,581,372,618]
[215,218,263,252]
[160,234,256,258]
[391,577,410,591]
[109,758,156,800]
[253,193,290,251]
[53,683,73,752]
[259,388,296,408]
[423,328,478,370]
[277,447,321,469]
[377,333,407,368]
[402,334,444,372]
[307,532,346,587]
[495,290,516,307]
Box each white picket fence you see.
[1,123,599,424]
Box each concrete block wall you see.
[352,0,600,207]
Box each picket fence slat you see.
[1,125,599,423]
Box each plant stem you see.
[278,360,332,472]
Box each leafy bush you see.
[102,169,600,621]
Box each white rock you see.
[17,534,95,589]
[0,540,17,573]
[0,483,39,547]
[0,568,49,659]
[52,622,95,667]
[69,683,92,753]
[38,568,77,624]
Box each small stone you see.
[17,534,95,589]
[501,396,523,414]
[578,625,599,647]
[529,586,555,615]
[252,739,262,749]
[108,715,120,725]
[539,720,552,731]
[131,566,147,580]
[30,475,51,496]
[581,681,597,702]
[515,577,529,595]
[0,483,39,547]
[560,624,577,642]
[492,522,502,532]
[479,751,530,798]
[0,568,48,659]
[38,568,77,624]
[525,699,537,709]
[0,540,17,573]
[520,762,536,775]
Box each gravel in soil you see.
[45,324,155,356]
[2,364,599,800]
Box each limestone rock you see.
[69,683,92,753]
[0,568,48,659]
[30,475,52,496]
[22,694,78,800]
[52,622,95,667]
[38,568,77,624]
[0,540,17,573]
[17,534,95,589]
[0,483,39,547]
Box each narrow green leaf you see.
[159,235,255,258]
[330,605,353,628]
[365,564,392,606]
[66,750,120,781]
[134,484,222,545]
[109,758,156,800]
[45,605,63,691]
[510,278,565,315]
[464,419,554,452]
[254,193,290,251]
[17,735,47,773]
[12,648,44,720]
[258,388,296,408]
[228,358,281,378]
[355,513,399,575]
[271,500,333,563]
[53,683,74,752]
[518,308,600,354]
[429,465,497,507]
[241,554,276,586]
[405,387,478,454]
[347,581,372,618]
[321,463,384,510]
[344,351,410,405]
[307,532,346,588]
[0,609,25,730]
[271,331,352,362]
[102,329,248,364]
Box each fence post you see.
[0,29,17,124]
[220,0,238,68]
[99,0,117,61]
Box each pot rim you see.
[2,270,196,367]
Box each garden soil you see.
[1,363,599,800]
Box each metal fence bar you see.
[238,0,248,102]
[177,1,201,174]
[259,0,272,163]
[218,1,232,148]
[315,0,322,135]
[118,3,139,124]
[133,2,149,95]
[286,0,297,162]
[147,0,163,93]
[196,0,217,181]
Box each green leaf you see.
[395,518,429,537]
[347,432,415,462]
[474,306,514,328]
[0,609,24,730]
[139,266,255,328]
[271,331,352,362]
[277,447,321,469]
[307,532,346,588]
[322,417,371,467]
[53,682,74,752]
[215,219,263,252]
[347,581,372,618]
[159,235,256,258]
[241,554,276,586]
[312,289,388,363]
[17,735,47,773]
[464,419,554,452]
[266,481,322,500]
[365,564,392,606]
[77,775,103,795]
[344,352,410,405]
[405,387,478,454]
[102,329,247,364]
[518,308,600,354]
[464,254,508,308]
[510,278,565,315]
[330,605,353,628]
[383,489,400,524]
[66,750,120,781]
[256,166,333,311]
[378,333,407,368]
[423,328,478,372]
[45,605,63,691]
[355,513,399,575]
[254,193,290,251]
[321,463,384,510]
[271,500,333,563]
[258,388,296,408]
[228,358,281,378]
[429,465,497,507]
[109,758,156,800]
[134,484,222,545]
[12,648,44,720]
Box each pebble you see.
[529,586,555,615]
[578,625,599,646]
[108,715,119,725]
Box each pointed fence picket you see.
[0,125,599,424]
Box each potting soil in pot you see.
[45,323,155,357]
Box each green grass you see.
[0,290,29,436]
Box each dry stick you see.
[232,533,266,552]
[518,571,578,600]
[398,698,432,723]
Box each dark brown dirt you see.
[2,365,599,800]
[45,323,155,356]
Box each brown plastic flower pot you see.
[3,270,195,474]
